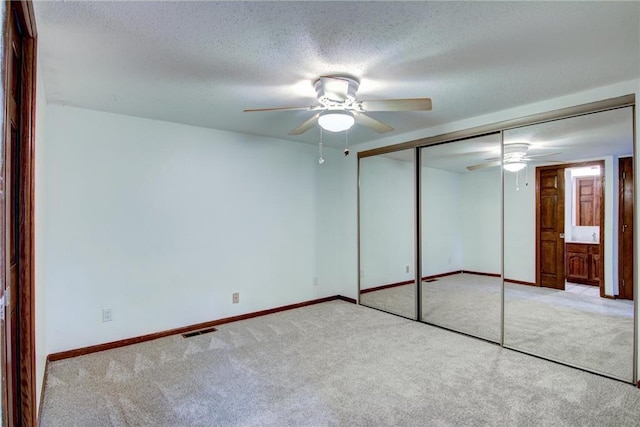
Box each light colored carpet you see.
[504,283,634,381]
[39,300,640,426]
[360,273,634,381]
[360,274,501,340]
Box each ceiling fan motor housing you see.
[314,76,360,107]
[504,142,530,163]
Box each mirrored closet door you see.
[420,135,502,342]
[503,106,635,381]
[359,149,417,319]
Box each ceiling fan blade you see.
[288,113,320,135]
[359,98,432,112]
[319,76,351,101]
[244,105,315,113]
[466,160,502,171]
[353,112,394,133]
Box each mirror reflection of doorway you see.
[536,161,606,295]
[504,106,635,382]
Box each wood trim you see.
[461,270,501,278]
[601,294,617,300]
[18,33,36,427]
[618,156,634,301]
[535,166,541,290]
[358,95,635,159]
[18,0,36,38]
[47,295,353,362]
[0,5,8,426]
[361,271,501,294]
[0,1,37,425]
[504,278,537,287]
[421,270,463,281]
[360,279,414,294]
[335,295,357,304]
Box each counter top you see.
[565,240,599,244]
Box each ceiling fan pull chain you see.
[516,168,520,191]
[318,128,325,165]
[344,129,350,156]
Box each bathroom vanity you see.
[565,242,601,286]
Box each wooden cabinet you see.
[565,243,600,286]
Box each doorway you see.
[536,161,605,294]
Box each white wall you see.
[460,169,501,274]
[359,154,415,288]
[34,52,48,411]
[315,144,356,298]
[359,160,501,284]
[503,166,536,282]
[421,167,462,276]
[39,105,335,354]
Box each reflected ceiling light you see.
[318,111,355,133]
[504,162,526,172]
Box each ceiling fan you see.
[243,76,432,135]
[466,143,561,172]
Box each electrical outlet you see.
[360,269,364,278]
[232,293,239,304]
[313,277,319,286]
[405,265,410,273]
[102,308,113,322]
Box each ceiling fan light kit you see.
[503,162,527,172]
[467,141,561,172]
[244,75,432,135]
[317,111,355,132]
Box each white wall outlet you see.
[405,265,410,273]
[102,308,113,322]
[360,269,364,278]
[313,277,319,286]
[232,292,239,304]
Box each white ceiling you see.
[34,1,640,147]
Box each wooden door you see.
[618,157,634,300]
[537,167,565,289]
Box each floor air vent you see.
[182,327,217,338]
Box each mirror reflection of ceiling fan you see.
[466,143,561,172]
[243,76,433,135]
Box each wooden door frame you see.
[618,156,634,300]
[536,160,605,295]
[1,1,37,425]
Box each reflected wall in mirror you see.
[359,149,416,319]
[420,135,502,342]
[503,106,634,381]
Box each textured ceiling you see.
[34,1,640,147]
